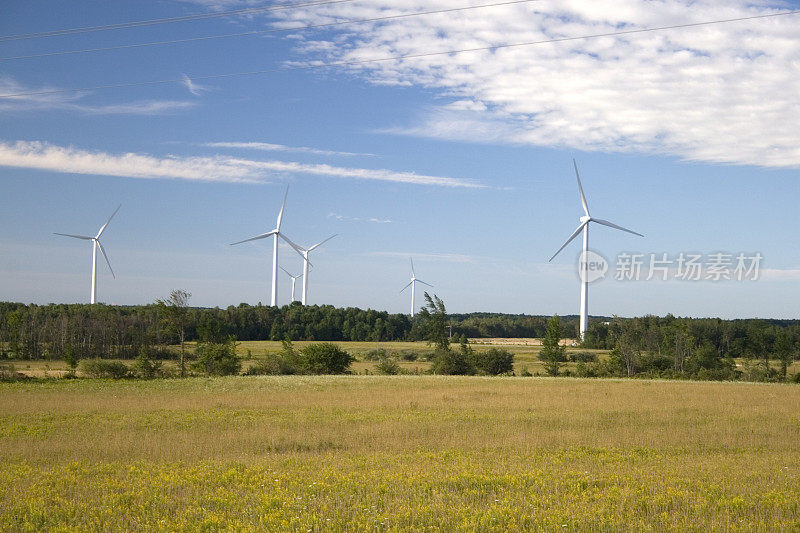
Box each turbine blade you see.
[54,233,93,241]
[230,230,276,245]
[416,279,433,288]
[592,218,644,238]
[574,159,590,217]
[549,221,588,262]
[278,232,306,258]
[410,257,416,277]
[96,240,115,279]
[280,266,294,277]
[96,204,121,238]
[400,280,413,293]
[308,234,337,252]
[276,185,289,230]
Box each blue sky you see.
[1,0,799,318]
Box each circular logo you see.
[578,250,608,283]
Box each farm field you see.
[1,376,799,531]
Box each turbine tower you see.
[549,160,643,341]
[280,266,303,303]
[54,204,120,304]
[400,258,432,317]
[281,234,337,305]
[230,185,295,307]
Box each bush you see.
[568,351,598,363]
[298,343,353,374]
[432,349,475,375]
[396,350,418,362]
[0,363,28,382]
[791,372,800,384]
[80,359,130,379]
[246,353,297,375]
[192,340,241,376]
[132,347,163,379]
[470,348,514,375]
[363,349,387,361]
[375,356,402,375]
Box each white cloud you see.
[206,141,372,157]
[367,251,491,264]
[0,76,196,115]
[758,268,800,281]
[271,0,800,167]
[0,140,483,187]
[181,74,209,96]
[329,212,392,224]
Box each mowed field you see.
[2,376,799,531]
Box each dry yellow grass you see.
[1,376,799,530]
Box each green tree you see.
[539,315,567,376]
[132,346,162,379]
[63,344,78,377]
[157,289,192,377]
[418,293,449,352]
[774,329,793,381]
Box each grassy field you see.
[1,376,799,531]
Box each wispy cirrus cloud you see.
[181,74,209,97]
[272,0,800,168]
[0,76,196,115]
[205,141,373,157]
[367,251,489,264]
[0,140,483,188]
[329,212,392,224]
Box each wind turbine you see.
[280,266,303,303]
[54,204,120,304]
[230,185,296,307]
[549,160,643,341]
[281,234,337,305]
[400,258,432,317]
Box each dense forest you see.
[1,301,798,374]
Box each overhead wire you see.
[0,0,542,62]
[0,9,797,99]
[0,0,357,42]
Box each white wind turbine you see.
[549,160,643,341]
[54,204,120,304]
[281,234,337,305]
[280,266,303,303]
[400,258,432,317]
[230,185,296,307]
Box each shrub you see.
[432,349,475,375]
[192,340,241,376]
[569,351,598,363]
[80,359,130,379]
[396,350,418,362]
[297,343,353,374]
[375,356,402,375]
[791,372,800,384]
[245,353,297,375]
[470,348,514,375]
[363,349,387,361]
[132,347,163,379]
[0,363,28,382]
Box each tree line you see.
[1,299,799,374]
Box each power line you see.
[0,0,541,62]
[1,9,797,99]
[0,0,356,42]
